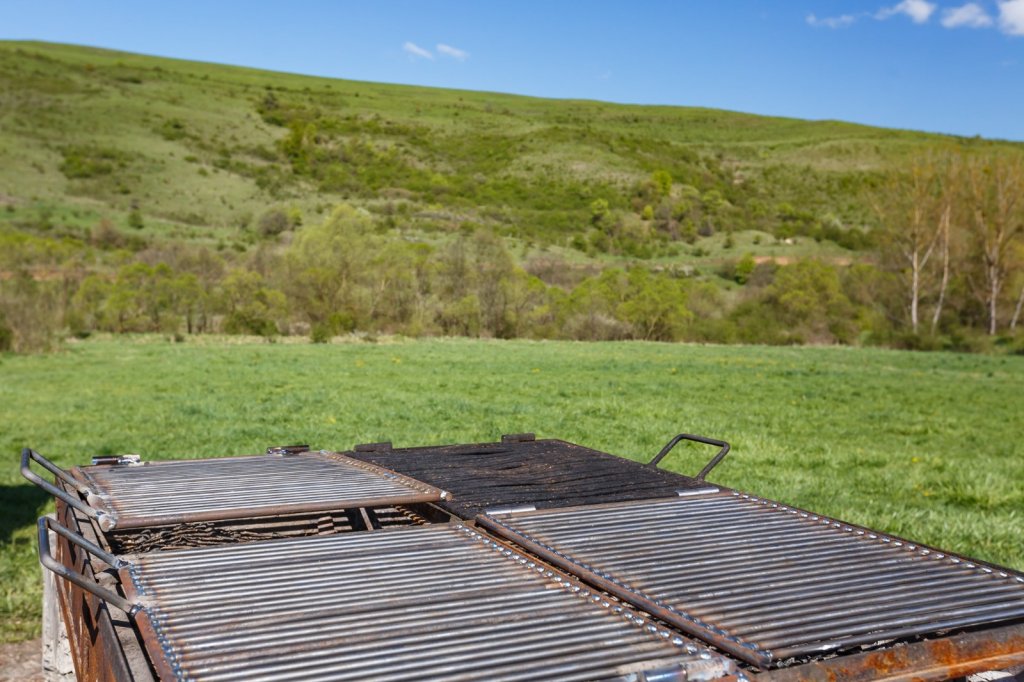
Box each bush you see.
[310,323,332,344]
[0,313,12,352]
[59,146,127,179]
[258,208,290,237]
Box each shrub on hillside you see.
[59,146,127,179]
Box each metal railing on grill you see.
[477,490,1024,669]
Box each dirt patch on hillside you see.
[0,638,42,682]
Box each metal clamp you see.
[649,433,731,480]
[21,448,111,528]
[266,444,311,456]
[37,516,139,616]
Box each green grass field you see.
[1,336,1022,642]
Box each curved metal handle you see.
[37,516,139,615]
[21,449,111,527]
[649,433,731,481]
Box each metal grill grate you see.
[347,438,713,518]
[477,491,1024,669]
[79,451,443,530]
[121,524,737,682]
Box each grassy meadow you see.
[1,336,1022,642]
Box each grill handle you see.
[21,448,104,524]
[649,433,731,480]
[37,516,139,616]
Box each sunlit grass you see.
[1,336,1021,641]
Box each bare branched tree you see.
[963,154,1024,335]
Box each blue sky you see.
[3,1,1023,140]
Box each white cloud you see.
[402,42,433,60]
[999,0,1024,34]
[942,3,994,27]
[436,43,469,61]
[807,12,859,28]
[877,0,937,23]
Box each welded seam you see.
[128,564,187,682]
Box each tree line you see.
[1,151,1022,354]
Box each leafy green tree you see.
[766,260,856,343]
[589,198,610,226]
[651,170,673,199]
[285,204,375,334]
[220,269,286,336]
[618,268,692,341]
[735,254,756,284]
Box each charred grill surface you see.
[348,438,707,518]
[108,505,429,553]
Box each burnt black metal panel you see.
[347,438,711,519]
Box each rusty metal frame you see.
[755,621,1024,681]
[51,498,154,682]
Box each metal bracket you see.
[266,444,311,456]
[484,504,537,516]
[91,454,142,466]
[649,433,731,481]
[37,515,139,616]
[353,441,392,453]
[501,433,536,443]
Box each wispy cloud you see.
[1000,0,1024,34]
[436,43,469,61]
[876,0,937,23]
[942,3,994,27]
[807,0,1023,35]
[402,42,433,60]
[806,12,859,28]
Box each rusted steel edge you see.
[118,561,180,681]
[106,491,443,529]
[754,620,1024,681]
[475,513,773,669]
[55,500,147,682]
[131,609,179,682]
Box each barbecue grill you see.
[29,433,1024,681]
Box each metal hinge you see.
[266,444,311,456]
[91,454,142,466]
[501,433,535,443]
[353,441,393,453]
[485,504,537,516]
[677,487,720,497]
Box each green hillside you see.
[1,41,1023,352]
[1,40,1010,253]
